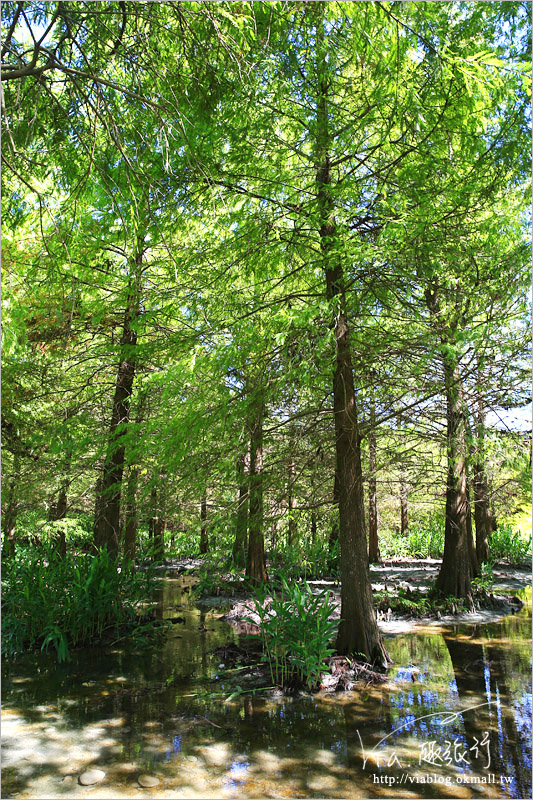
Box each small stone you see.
[138,774,160,788]
[61,776,74,785]
[79,769,106,786]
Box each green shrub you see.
[2,547,156,662]
[472,562,495,592]
[246,575,337,690]
[490,524,531,564]
[269,539,340,580]
[380,516,445,559]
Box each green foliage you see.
[376,587,468,617]
[489,524,531,565]
[380,517,445,559]
[472,562,495,592]
[270,539,340,580]
[246,576,337,691]
[39,517,92,547]
[2,547,156,662]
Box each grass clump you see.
[246,575,337,691]
[2,547,157,662]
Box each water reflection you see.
[2,579,531,799]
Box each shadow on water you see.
[2,580,531,799]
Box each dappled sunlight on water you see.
[2,580,531,798]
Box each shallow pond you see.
[2,578,531,799]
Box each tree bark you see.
[436,351,472,597]
[153,484,166,561]
[466,478,480,577]
[232,451,248,567]
[425,286,472,598]
[123,391,146,563]
[328,469,339,552]
[287,455,297,546]
[48,482,68,558]
[200,493,209,554]
[246,399,268,583]
[148,484,157,541]
[472,395,492,564]
[123,466,139,562]
[310,512,317,544]
[93,250,142,558]
[315,41,386,662]
[400,473,409,536]
[368,400,380,563]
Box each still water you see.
[2,577,531,799]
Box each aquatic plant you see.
[246,575,337,691]
[2,547,156,662]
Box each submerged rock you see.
[79,769,106,786]
[138,774,160,788]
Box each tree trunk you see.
[368,400,380,563]
[232,451,248,567]
[48,482,67,558]
[123,390,146,563]
[328,469,339,552]
[93,251,142,558]
[472,395,492,564]
[310,512,317,544]
[425,286,472,598]
[246,399,268,583]
[148,484,157,541]
[123,466,139,562]
[435,355,472,597]
[315,45,386,663]
[153,485,166,561]
[400,474,409,536]
[200,494,209,554]
[2,452,20,557]
[287,456,297,546]
[466,478,480,577]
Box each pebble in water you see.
[79,769,106,786]
[138,774,160,788]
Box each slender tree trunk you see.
[94,250,142,558]
[2,452,20,557]
[425,286,472,598]
[466,478,480,577]
[287,455,297,546]
[368,400,380,563]
[232,451,248,567]
[153,483,166,561]
[310,512,317,544]
[400,474,409,536]
[315,40,386,662]
[436,354,472,597]
[124,466,139,562]
[123,391,146,563]
[246,399,268,583]
[328,469,339,552]
[48,482,68,558]
[200,494,209,554]
[472,395,492,564]
[148,484,157,541]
